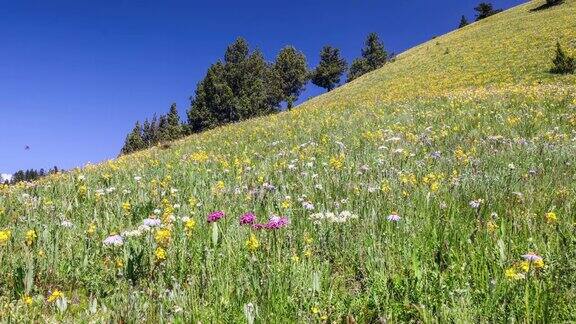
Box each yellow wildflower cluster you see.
[0,229,11,246]
[246,233,260,252]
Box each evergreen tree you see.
[458,15,469,28]
[157,115,170,143]
[311,46,347,91]
[225,37,250,65]
[142,119,152,147]
[551,42,575,74]
[188,38,283,133]
[188,62,234,132]
[149,114,160,145]
[474,2,501,21]
[546,0,563,5]
[121,121,145,155]
[347,33,387,82]
[273,46,309,109]
[166,103,183,140]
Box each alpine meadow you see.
[1,0,576,322]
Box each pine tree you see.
[347,33,387,82]
[225,37,250,65]
[233,50,280,120]
[311,46,347,91]
[166,103,183,140]
[458,15,469,28]
[546,0,563,5]
[188,38,283,132]
[474,2,502,21]
[273,46,309,109]
[142,119,152,147]
[188,62,234,132]
[121,121,145,155]
[551,42,575,74]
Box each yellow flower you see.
[545,211,557,223]
[122,202,132,213]
[23,295,33,305]
[505,267,524,280]
[304,248,313,258]
[533,258,544,269]
[329,155,344,170]
[155,247,167,262]
[303,233,313,245]
[47,289,63,303]
[291,254,300,263]
[77,185,88,197]
[0,229,11,246]
[246,233,260,252]
[185,219,196,232]
[311,306,320,314]
[281,199,292,209]
[25,229,37,246]
[519,261,530,272]
[154,228,171,247]
[87,223,97,237]
[486,220,498,233]
[115,258,124,268]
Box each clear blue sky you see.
[0,0,525,174]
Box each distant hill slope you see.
[300,0,576,109]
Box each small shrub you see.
[551,42,575,74]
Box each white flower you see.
[302,201,315,210]
[143,218,161,227]
[121,229,143,238]
[103,235,124,246]
[134,176,142,182]
[469,199,483,209]
[60,220,74,228]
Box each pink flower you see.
[387,213,401,222]
[263,216,289,229]
[207,211,225,223]
[240,212,256,225]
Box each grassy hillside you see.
[301,0,576,108]
[1,0,576,322]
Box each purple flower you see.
[143,218,161,227]
[240,212,256,225]
[103,234,124,246]
[521,253,542,262]
[264,216,289,229]
[387,213,401,222]
[207,211,225,223]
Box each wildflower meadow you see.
[1,0,575,321]
[1,85,576,321]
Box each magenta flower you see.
[207,211,225,223]
[240,212,256,225]
[264,216,289,229]
[251,216,289,230]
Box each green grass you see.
[1,0,576,322]
[301,0,576,109]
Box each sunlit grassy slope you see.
[301,0,576,109]
[1,0,576,322]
